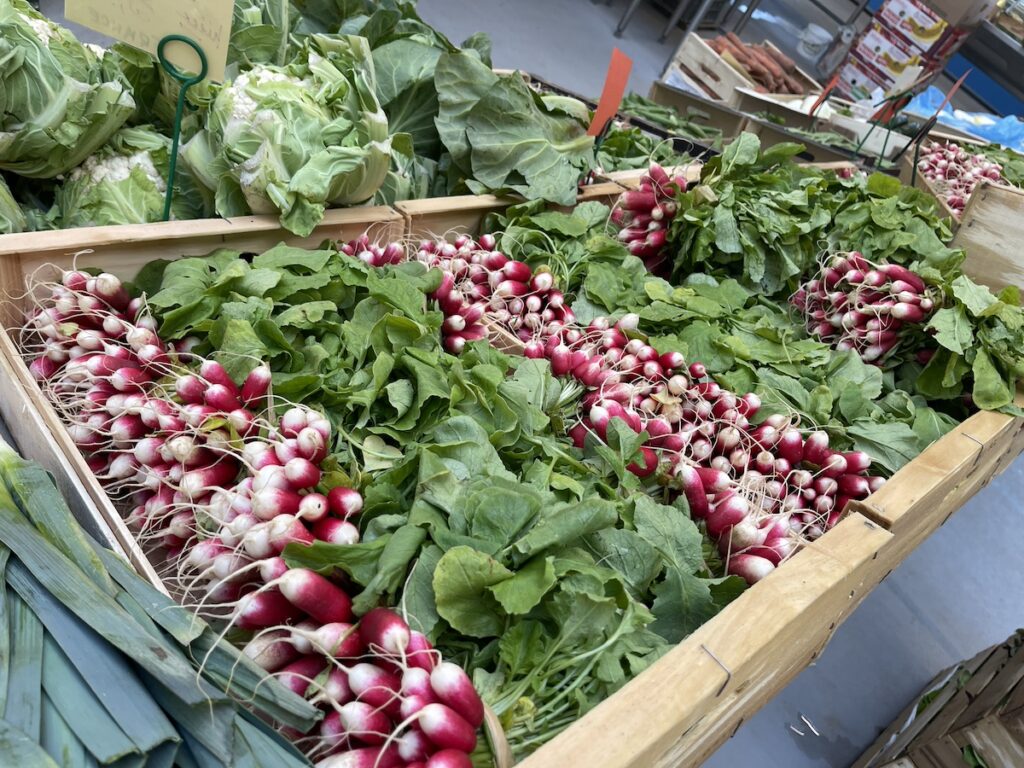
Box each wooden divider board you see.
[396,184,625,240]
[738,116,855,164]
[605,160,857,190]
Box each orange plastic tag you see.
[588,48,633,137]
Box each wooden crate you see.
[648,80,748,139]
[0,207,404,589]
[855,631,1024,768]
[0,196,894,768]
[663,35,820,108]
[396,183,625,240]
[1,185,1021,768]
[739,116,856,164]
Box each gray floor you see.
[34,1,1023,765]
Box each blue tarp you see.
[905,86,1024,153]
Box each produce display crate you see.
[663,35,820,108]
[648,80,749,140]
[1,188,1023,768]
[606,160,859,190]
[396,183,625,240]
[854,630,1024,768]
[0,206,405,589]
[731,88,819,132]
[738,116,858,164]
[0,198,889,768]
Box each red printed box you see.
[854,21,922,79]
[878,0,949,53]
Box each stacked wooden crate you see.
[854,631,1024,767]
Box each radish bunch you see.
[342,232,574,355]
[22,268,485,765]
[414,234,573,353]
[524,311,882,583]
[610,163,685,274]
[342,234,407,268]
[251,607,483,768]
[791,252,935,365]
[917,140,1004,215]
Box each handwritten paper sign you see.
[65,0,234,81]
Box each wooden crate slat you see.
[1002,676,1024,716]
[955,647,1024,730]
[397,184,624,240]
[957,715,1024,766]
[909,736,967,768]
[517,514,891,768]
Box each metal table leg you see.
[679,0,717,40]
[615,0,647,37]
[661,0,697,42]
[734,0,764,34]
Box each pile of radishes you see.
[610,163,684,274]
[342,232,574,354]
[529,313,882,584]
[22,269,484,768]
[917,140,1004,215]
[791,252,935,365]
[337,224,884,585]
[251,606,485,768]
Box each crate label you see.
[66,0,233,81]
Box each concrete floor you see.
[34,1,1024,765]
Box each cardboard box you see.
[835,54,894,100]
[878,0,949,53]
[924,0,998,27]
[854,21,922,79]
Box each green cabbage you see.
[0,0,135,178]
[55,126,211,228]
[182,34,390,236]
[0,174,25,233]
